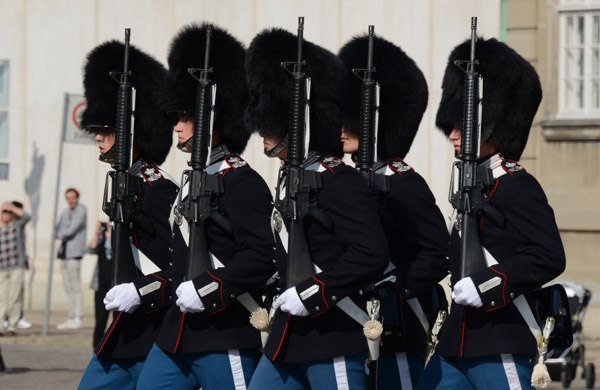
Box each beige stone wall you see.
[507,0,600,339]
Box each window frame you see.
[558,1,600,118]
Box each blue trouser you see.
[378,352,425,390]
[248,353,369,390]
[78,354,146,390]
[415,353,535,390]
[135,343,259,390]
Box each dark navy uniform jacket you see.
[437,154,566,358]
[95,160,178,359]
[375,158,449,355]
[155,152,276,354]
[263,155,389,363]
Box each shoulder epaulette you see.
[139,164,165,183]
[224,154,248,172]
[386,158,413,175]
[501,159,526,175]
[318,156,345,171]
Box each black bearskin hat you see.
[81,41,171,165]
[338,34,428,160]
[245,28,346,157]
[436,38,542,161]
[164,23,249,154]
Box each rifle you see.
[102,28,140,286]
[350,26,383,390]
[353,26,381,188]
[177,25,231,280]
[276,17,331,289]
[448,17,503,280]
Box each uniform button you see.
[151,303,155,308]
[169,262,173,267]
[510,293,515,298]
[172,233,176,238]
[168,247,173,252]
[176,189,179,193]
[129,222,134,229]
[169,204,173,208]
[405,289,410,295]
[168,278,172,282]
[331,296,337,301]
[315,306,320,311]
[129,237,134,242]
[213,303,217,308]
[230,294,236,299]
[491,301,496,306]
[169,296,172,300]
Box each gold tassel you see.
[249,308,271,331]
[363,319,383,341]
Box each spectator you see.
[88,221,112,346]
[0,201,31,336]
[55,188,87,330]
[3,201,33,330]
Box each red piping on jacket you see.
[97,311,123,355]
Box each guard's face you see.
[340,127,358,154]
[65,191,79,209]
[260,132,287,160]
[449,127,462,155]
[174,113,194,152]
[449,127,498,158]
[95,129,116,156]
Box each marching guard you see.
[244,25,389,390]
[135,23,277,390]
[78,40,185,389]
[338,32,450,390]
[416,37,566,390]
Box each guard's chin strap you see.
[264,134,289,158]
[99,147,116,164]
[177,136,193,153]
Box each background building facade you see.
[1,0,596,336]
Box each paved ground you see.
[0,310,96,390]
[0,309,598,389]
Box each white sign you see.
[62,94,95,145]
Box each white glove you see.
[175,280,205,313]
[273,287,310,317]
[104,283,141,313]
[452,277,483,308]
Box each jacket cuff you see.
[470,267,508,312]
[192,271,229,314]
[133,273,170,313]
[295,276,331,318]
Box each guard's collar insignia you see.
[142,166,163,182]
[501,159,524,173]
[226,155,247,169]
[320,156,343,168]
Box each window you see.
[559,3,600,116]
[0,60,8,166]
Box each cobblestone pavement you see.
[0,310,598,389]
